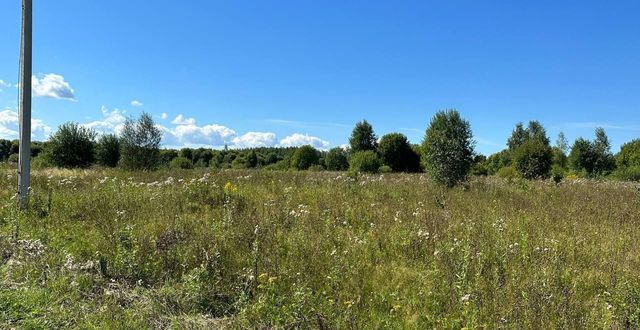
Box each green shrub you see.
[379,165,393,173]
[349,150,382,173]
[497,166,519,180]
[291,145,320,170]
[170,156,194,169]
[613,166,640,182]
[308,164,325,172]
[512,139,553,179]
[378,133,421,172]
[324,148,349,171]
[96,134,120,167]
[422,110,474,187]
[46,122,97,168]
[551,164,565,184]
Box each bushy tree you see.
[506,121,552,179]
[120,112,162,170]
[0,139,11,161]
[47,122,96,168]
[324,147,349,171]
[95,134,120,167]
[349,150,382,173]
[170,156,193,169]
[160,149,179,165]
[422,110,474,187]
[378,133,421,172]
[569,128,615,177]
[569,138,596,175]
[617,139,640,168]
[512,139,553,179]
[349,120,377,153]
[179,148,193,161]
[246,150,259,168]
[486,149,511,175]
[291,145,320,170]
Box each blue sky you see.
[1,1,639,154]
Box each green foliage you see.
[349,120,377,153]
[120,112,162,170]
[46,122,97,168]
[422,109,474,187]
[349,150,382,173]
[180,148,193,160]
[246,151,259,168]
[0,139,10,161]
[616,139,640,168]
[170,156,194,169]
[569,128,616,177]
[378,133,421,172]
[551,164,565,184]
[96,134,121,167]
[497,166,519,180]
[512,139,553,179]
[470,155,489,176]
[486,149,511,175]
[291,145,320,170]
[612,166,640,182]
[378,165,393,173]
[324,148,349,171]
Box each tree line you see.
[1,110,639,185]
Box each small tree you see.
[569,138,597,176]
[291,145,320,170]
[512,139,553,179]
[349,120,377,153]
[569,128,616,177]
[324,147,349,171]
[349,150,382,173]
[0,139,11,161]
[120,112,162,170]
[170,156,193,169]
[96,134,120,167]
[47,122,96,168]
[617,139,640,168]
[422,110,474,187]
[378,133,421,172]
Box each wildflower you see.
[224,182,238,194]
[461,294,471,304]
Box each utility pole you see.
[18,0,32,209]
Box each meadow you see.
[1,167,640,329]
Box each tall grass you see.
[1,168,639,328]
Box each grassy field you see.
[1,167,640,329]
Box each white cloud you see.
[161,112,168,120]
[279,133,330,150]
[162,123,237,148]
[232,132,277,148]
[0,80,8,92]
[0,108,51,140]
[171,114,196,126]
[32,74,75,100]
[82,106,127,135]
[131,100,143,107]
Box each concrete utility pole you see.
[18,0,32,209]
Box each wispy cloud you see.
[566,122,640,131]
[400,127,423,134]
[131,100,143,107]
[475,137,502,147]
[264,119,350,129]
[0,80,8,92]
